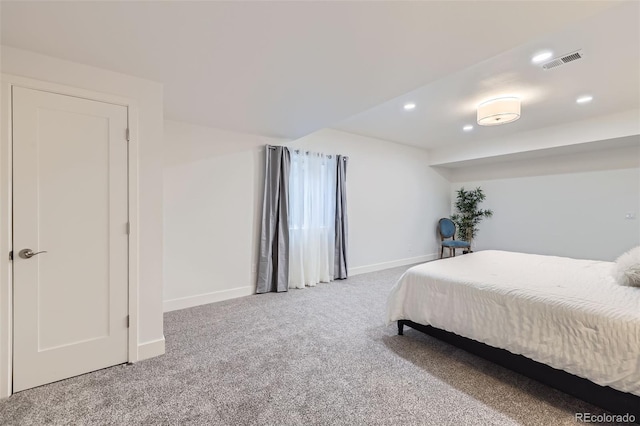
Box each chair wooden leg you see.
[440,246,443,259]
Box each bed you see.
[387,250,640,417]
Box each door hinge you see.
[126,222,130,235]
[126,128,130,142]
[126,315,130,328]
[9,251,12,261]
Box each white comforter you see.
[386,250,640,396]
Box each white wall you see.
[289,129,451,272]
[163,124,451,311]
[450,148,640,261]
[163,120,283,311]
[1,46,165,353]
[430,109,640,166]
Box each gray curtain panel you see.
[256,145,291,293]
[334,155,348,279]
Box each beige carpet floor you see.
[0,265,610,425]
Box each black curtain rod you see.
[267,145,347,160]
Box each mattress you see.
[386,250,640,396]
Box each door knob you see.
[18,249,47,259]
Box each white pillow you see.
[613,246,640,287]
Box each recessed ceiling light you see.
[463,125,474,131]
[532,51,553,64]
[403,103,416,111]
[576,95,593,104]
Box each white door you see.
[12,87,129,392]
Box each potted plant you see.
[450,187,493,252]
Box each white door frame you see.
[0,74,140,398]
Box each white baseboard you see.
[349,253,437,276]
[138,336,165,361]
[163,285,254,312]
[162,257,432,313]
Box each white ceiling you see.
[335,2,640,150]
[0,1,621,139]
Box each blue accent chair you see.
[438,218,471,258]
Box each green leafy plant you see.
[450,187,493,248]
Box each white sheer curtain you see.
[288,150,337,289]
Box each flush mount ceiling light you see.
[531,51,553,64]
[463,125,474,131]
[477,97,521,126]
[403,103,416,110]
[576,95,593,104]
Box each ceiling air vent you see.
[542,50,584,70]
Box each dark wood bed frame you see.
[398,320,640,421]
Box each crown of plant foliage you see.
[450,187,493,244]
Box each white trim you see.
[137,337,165,361]
[0,74,141,397]
[126,107,140,364]
[0,79,13,399]
[349,254,437,276]
[0,74,136,107]
[164,286,254,312]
